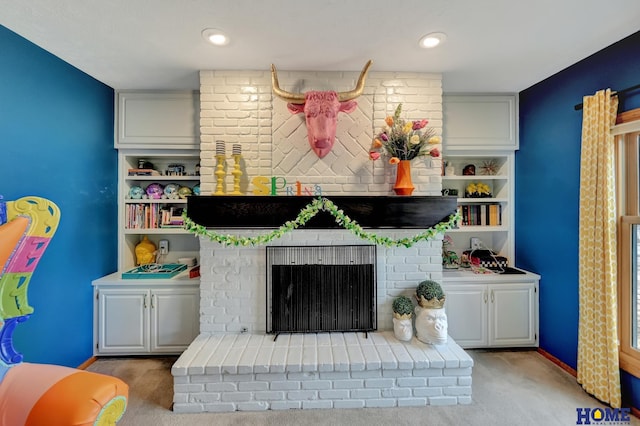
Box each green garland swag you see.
[181,197,461,248]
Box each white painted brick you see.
[270,401,302,410]
[382,388,412,398]
[445,367,473,376]
[350,370,382,379]
[221,392,253,402]
[302,400,333,409]
[334,400,366,409]
[202,402,237,412]
[332,379,364,390]
[238,381,269,391]
[319,389,350,400]
[190,393,221,403]
[365,399,397,408]
[173,393,188,404]
[398,398,428,407]
[237,401,269,411]
[319,371,350,380]
[443,386,472,396]
[173,403,205,413]
[287,390,317,400]
[397,377,428,387]
[428,396,458,406]
[205,382,236,392]
[414,387,443,397]
[174,383,204,393]
[351,389,381,399]
[298,379,331,391]
[428,376,457,387]
[458,376,472,386]
[365,378,395,389]
[457,396,473,404]
[270,381,301,391]
[254,391,285,401]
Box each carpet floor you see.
[87,349,639,426]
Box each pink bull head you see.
[271,60,372,158]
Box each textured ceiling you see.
[2,0,639,92]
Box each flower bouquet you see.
[369,104,441,195]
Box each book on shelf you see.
[125,204,184,229]
[128,168,160,176]
[459,203,502,226]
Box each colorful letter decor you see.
[251,176,322,196]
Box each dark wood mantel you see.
[186,195,458,229]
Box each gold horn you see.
[271,64,306,104]
[337,60,373,102]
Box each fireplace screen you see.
[266,245,377,337]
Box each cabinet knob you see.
[143,294,148,308]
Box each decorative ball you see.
[177,186,193,199]
[164,183,180,198]
[129,186,144,199]
[145,183,164,199]
[192,184,200,196]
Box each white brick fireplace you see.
[172,68,473,412]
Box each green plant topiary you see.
[392,295,414,318]
[416,279,445,308]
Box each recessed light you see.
[419,32,447,49]
[202,28,229,46]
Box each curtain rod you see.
[574,83,640,110]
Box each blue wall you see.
[0,25,117,367]
[517,31,640,407]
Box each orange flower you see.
[372,139,383,149]
[385,116,394,127]
[389,157,400,165]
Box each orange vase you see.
[394,160,415,196]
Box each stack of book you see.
[459,204,502,226]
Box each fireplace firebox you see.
[266,245,376,338]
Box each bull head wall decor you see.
[271,60,373,158]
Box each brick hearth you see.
[172,331,472,412]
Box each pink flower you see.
[380,133,388,142]
[369,151,381,161]
[412,119,428,130]
[429,147,440,158]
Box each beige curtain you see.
[577,88,620,407]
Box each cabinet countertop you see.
[92,270,200,286]
[442,267,540,283]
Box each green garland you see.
[181,197,461,248]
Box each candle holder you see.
[230,144,243,195]
[214,154,226,195]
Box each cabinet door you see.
[489,283,538,347]
[116,91,199,149]
[443,284,488,348]
[150,287,200,353]
[443,95,517,150]
[97,288,149,354]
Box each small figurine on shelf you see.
[442,235,460,269]
[135,236,157,265]
[214,140,227,195]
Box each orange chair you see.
[0,196,128,425]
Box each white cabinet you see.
[93,277,199,355]
[443,94,517,150]
[116,91,200,149]
[442,272,539,348]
